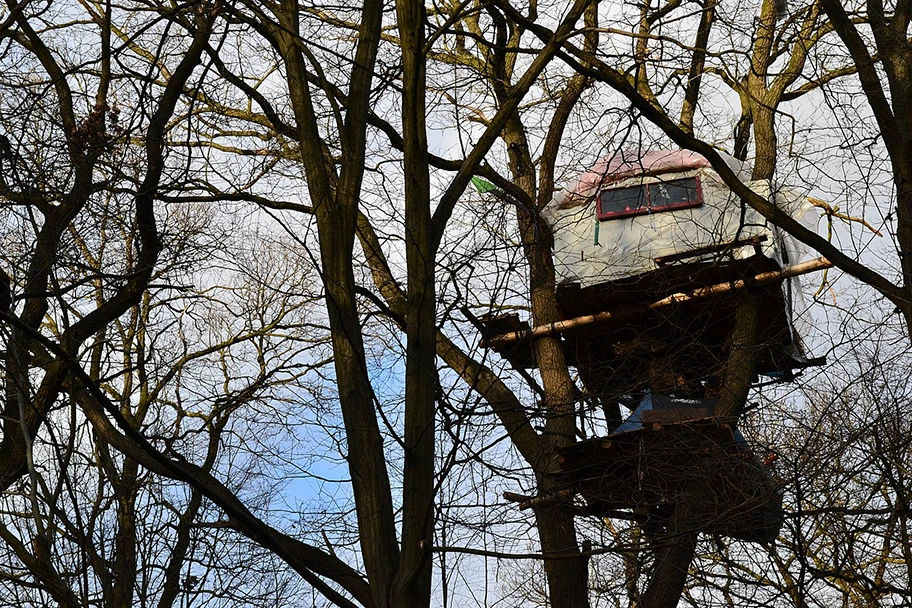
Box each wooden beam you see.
[654,234,768,266]
[503,489,575,511]
[485,257,832,347]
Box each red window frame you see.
[597,175,703,220]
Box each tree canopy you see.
[0,0,910,607]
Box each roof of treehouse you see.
[551,149,750,209]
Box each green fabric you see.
[471,176,498,194]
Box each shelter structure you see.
[487,149,825,543]
[482,149,823,403]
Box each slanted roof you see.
[612,393,747,446]
[551,148,749,210]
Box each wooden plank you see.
[654,234,768,266]
[641,407,711,424]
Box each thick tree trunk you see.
[111,461,139,608]
[502,112,591,607]
[521,214,591,608]
[750,103,777,182]
[393,0,436,605]
[715,288,762,419]
[637,498,700,608]
[534,475,591,608]
[892,169,912,328]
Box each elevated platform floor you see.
[479,255,823,394]
[557,415,783,543]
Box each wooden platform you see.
[556,418,783,543]
[479,255,823,395]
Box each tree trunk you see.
[393,0,436,605]
[715,288,762,419]
[637,496,700,608]
[503,110,591,607]
[534,474,591,608]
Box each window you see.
[598,176,702,220]
[599,185,647,218]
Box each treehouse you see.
[485,149,829,543]
[481,149,825,402]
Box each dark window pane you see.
[599,186,646,218]
[648,178,700,210]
